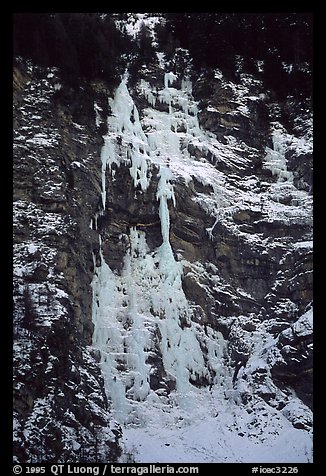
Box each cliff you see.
[13,15,312,463]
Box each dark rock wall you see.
[13,60,121,462]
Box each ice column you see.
[264,129,293,183]
[100,136,116,210]
[156,165,176,243]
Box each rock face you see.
[13,60,121,462]
[13,53,313,463]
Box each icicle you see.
[206,216,219,240]
[263,129,293,183]
[107,78,150,191]
[164,71,177,89]
[156,166,175,243]
[100,135,117,210]
[100,149,108,210]
[94,102,103,128]
[140,79,157,107]
[181,78,192,94]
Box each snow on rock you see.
[91,68,313,463]
[122,384,312,463]
[14,53,312,464]
[119,14,162,40]
[100,78,151,199]
[13,60,122,463]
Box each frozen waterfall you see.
[90,71,312,463]
[92,72,226,427]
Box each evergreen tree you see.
[13,13,129,87]
[163,12,312,98]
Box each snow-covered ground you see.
[122,387,312,463]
